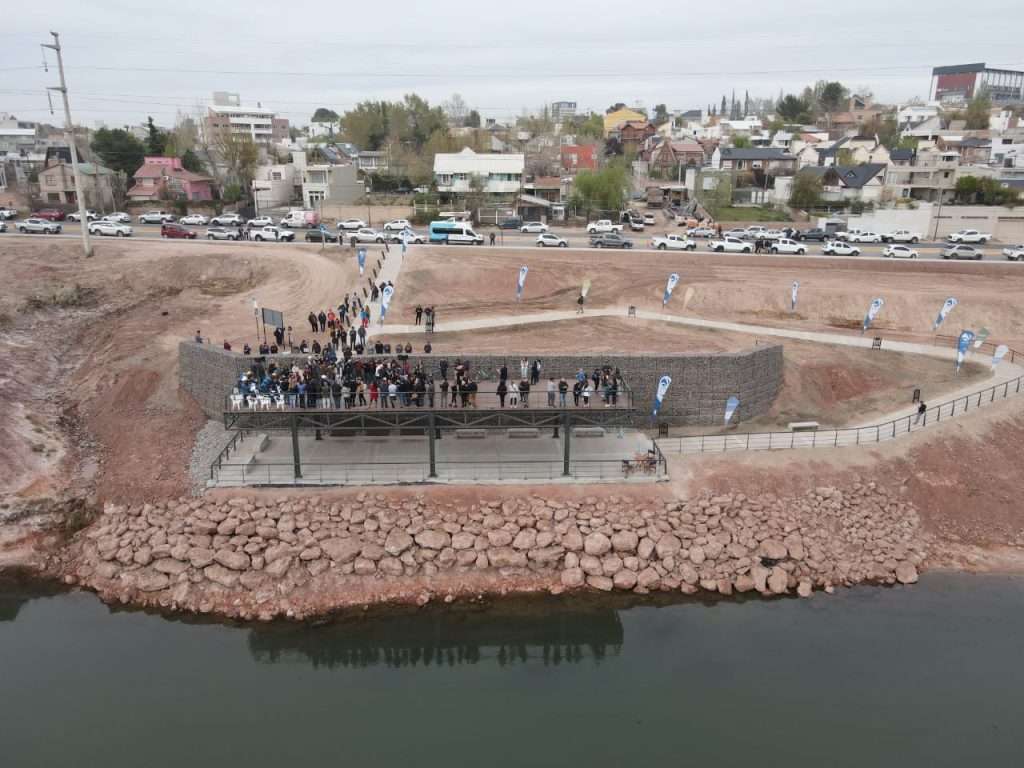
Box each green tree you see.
[954,175,1019,206]
[789,172,823,210]
[569,160,630,216]
[653,104,669,125]
[181,149,204,174]
[311,107,340,122]
[871,115,901,149]
[575,113,604,140]
[964,93,992,130]
[215,132,259,202]
[145,116,166,156]
[732,135,751,149]
[816,81,848,114]
[91,127,146,176]
[776,95,811,123]
[465,110,481,128]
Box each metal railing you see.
[658,371,1024,456]
[209,430,247,480]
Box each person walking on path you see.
[318,311,327,333]
[509,380,519,407]
[576,294,585,314]
[308,312,318,334]
[582,382,591,407]
[914,401,927,425]
[572,379,582,407]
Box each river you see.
[1,572,1022,767]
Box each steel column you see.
[427,413,437,478]
[562,412,571,476]
[290,414,302,479]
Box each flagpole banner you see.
[956,330,976,372]
[682,286,696,310]
[663,273,680,306]
[791,280,800,312]
[972,327,990,349]
[581,278,592,298]
[380,284,394,321]
[992,344,1009,369]
[357,248,367,276]
[724,395,740,426]
[516,266,529,301]
[933,297,958,331]
[862,297,884,334]
[651,375,672,419]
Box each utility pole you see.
[43,31,92,257]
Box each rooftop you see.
[434,147,524,175]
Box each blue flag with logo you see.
[956,330,975,372]
[663,273,680,306]
[516,266,529,301]
[992,344,1009,370]
[933,297,957,331]
[724,396,740,426]
[651,375,672,420]
[862,297,884,334]
[380,284,394,322]
[357,247,366,276]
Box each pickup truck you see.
[881,229,922,244]
[590,232,633,249]
[947,229,991,244]
[710,236,753,253]
[834,228,862,241]
[252,226,295,242]
[586,219,623,234]
[795,228,829,241]
[348,227,386,244]
[651,233,696,251]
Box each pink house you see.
[128,156,214,202]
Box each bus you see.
[428,220,484,245]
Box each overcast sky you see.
[2,0,1022,129]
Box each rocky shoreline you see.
[56,482,927,621]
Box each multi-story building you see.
[203,92,290,146]
[128,156,214,202]
[930,63,1024,105]
[301,159,363,208]
[37,160,117,208]
[551,101,577,123]
[885,147,960,202]
[433,147,524,194]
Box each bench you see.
[254,433,270,453]
[507,428,540,439]
[573,427,606,438]
[788,421,820,432]
[455,429,486,439]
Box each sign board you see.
[261,308,284,328]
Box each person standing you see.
[531,359,541,385]
[509,379,519,407]
[547,377,556,407]
[308,312,318,334]
[415,305,423,326]
[497,378,507,408]
[558,377,569,408]
[914,401,927,425]
[489,231,496,246]
[519,378,530,408]
[520,357,529,381]
[499,362,508,383]
[318,310,327,333]
[576,294,585,314]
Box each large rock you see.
[132,569,170,592]
[758,540,788,560]
[560,568,585,588]
[486,529,514,548]
[320,537,363,564]
[895,561,919,585]
[416,530,451,550]
[751,565,770,593]
[361,543,386,562]
[512,529,537,550]
[153,558,188,576]
[579,554,603,576]
[214,549,250,571]
[688,546,706,565]
[611,531,639,553]
[451,531,475,551]
[655,534,682,559]
[768,566,789,595]
[636,567,661,590]
[613,569,638,590]
[488,548,527,568]
[203,564,239,588]
[264,555,292,578]
[562,530,584,552]
[187,548,215,569]
[734,573,756,593]
[353,558,377,576]
[583,532,612,557]
[384,529,414,556]
[586,575,614,592]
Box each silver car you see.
[16,218,62,234]
[941,244,983,261]
[206,226,241,241]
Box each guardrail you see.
[209,430,247,480]
[658,370,1024,456]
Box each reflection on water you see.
[247,603,624,669]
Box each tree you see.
[653,104,669,125]
[575,113,604,140]
[732,136,752,149]
[954,175,1019,206]
[311,107,339,122]
[606,102,627,114]
[443,93,469,127]
[465,110,481,128]
[215,131,259,202]
[789,172,823,210]
[870,115,901,149]
[744,90,750,117]
[145,116,166,156]
[776,94,811,123]
[91,128,146,176]
[569,160,630,216]
[340,101,391,150]
[965,93,992,130]
[721,95,727,116]
[817,81,848,114]
[181,149,205,174]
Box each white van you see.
[279,210,320,228]
[445,223,484,245]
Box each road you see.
[3,222,1018,262]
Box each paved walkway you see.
[364,246,405,328]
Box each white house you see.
[433,147,524,194]
[252,161,299,210]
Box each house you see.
[433,147,524,194]
[308,116,339,139]
[617,120,657,155]
[800,136,890,167]
[252,161,300,210]
[301,161,363,207]
[825,95,885,132]
[128,156,214,202]
[713,147,797,174]
[647,139,705,174]
[356,150,388,173]
[897,103,940,130]
[522,176,563,204]
[560,144,598,173]
[798,163,888,203]
[37,161,117,208]
[885,147,960,202]
[603,107,646,137]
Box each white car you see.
[948,229,991,244]
[210,213,243,227]
[383,219,412,231]
[1002,244,1024,261]
[138,210,175,224]
[724,228,748,239]
[0,206,17,220]
[16,218,62,234]
[882,229,921,244]
[585,219,623,234]
[179,214,209,226]
[763,229,785,240]
[687,226,716,238]
[206,226,241,241]
[0,221,6,233]
[822,241,861,256]
[67,209,98,222]
[536,233,568,248]
[520,221,548,233]
[88,220,133,237]
[247,216,274,227]
[348,227,386,244]
[103,212,131,224]
[710,236,752,253]
[847,231,882,243]
[252,225,295,242]
[651,233,696,251]
[770,238,807,255]
[882,244,919,259]
[643,213,656,226]
[338,218,366,231]
[385,229,425,244]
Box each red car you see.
[34,208,66,221]
[161,223,197,239]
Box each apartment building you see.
[433,147,524,194]
[885,147,960,202]
[203,92,290,146]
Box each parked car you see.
[103,212,131,224]
[586,219,623,234]
[34,209,66,221]
[413,186,430,194]
[847,231,882,243]
[590,232,633,248]
[383,219,412,232]
[0,206,17,220]
[834,228,863,241]
[882,244,919,259]
[687,226,716,238]
[822,240,861,256]
[88,220,132,237]
[67,209,98,222]
[303,229,337,243]
[247,216,274,228]
[252,226,295,242]
[770,238,807,255]
[210,213,243,227]
[385,230,425,244]
[947,229,990,244]
[1002,244,1024,261]
[651,233,696,251]
[744,225,768,238]
[519,221,548,234]
[138,210,175,224]
[498,217,523,230]
[206,226,241,241]
[795,228,829,242]
[710,236,753,253]
[17,218,62,234]
[161,222,196,239]
[536,233,568,248]
[0,221,6,233]
[279,210,319,228]
[179,214,210,226]
[723,228,748,239]
[337,218,366,231]
[629,219,644,231]
[763,229,785,241]
[348,227,386,244]
[642,213,656,226]
[941,244,983,260]
[881,229,922,244]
